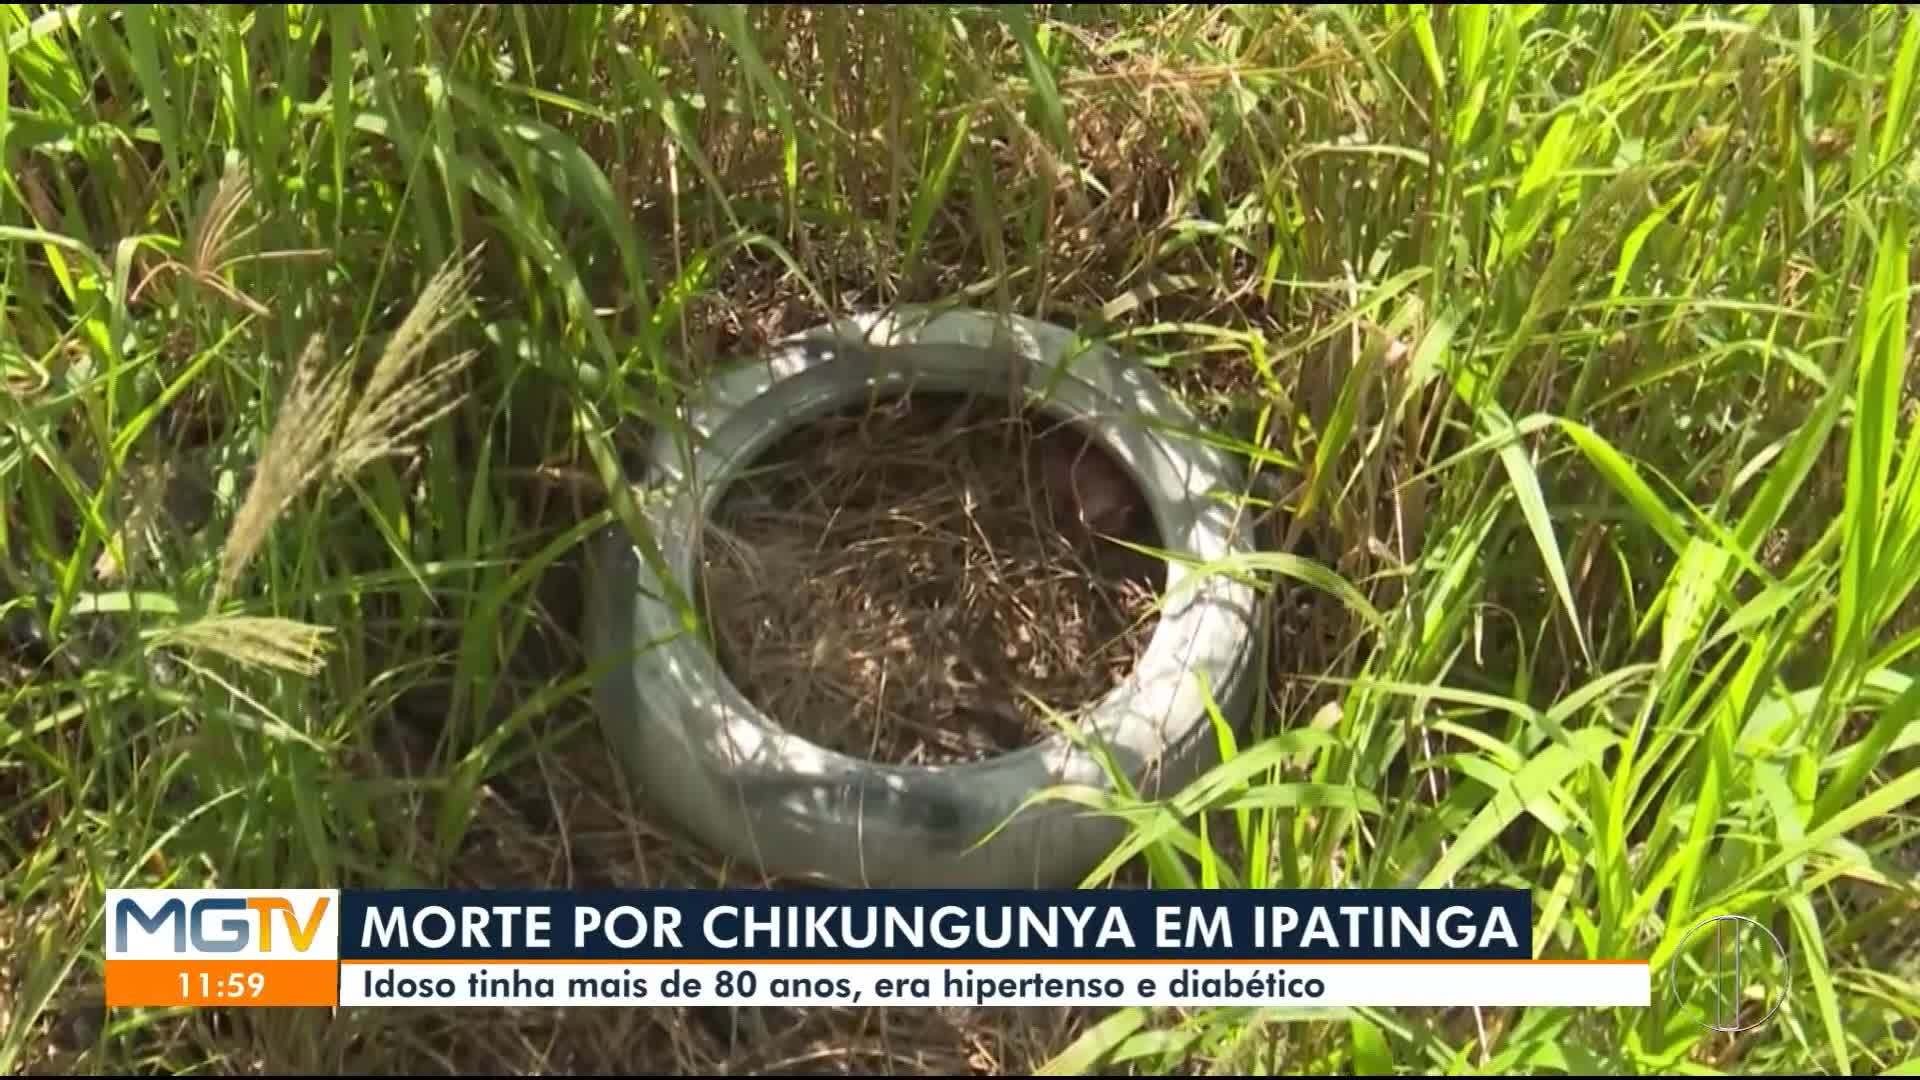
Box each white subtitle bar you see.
[338,961,1650,1008]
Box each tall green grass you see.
[1,3,1916,1075]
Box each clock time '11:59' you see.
[182,970,266,1000]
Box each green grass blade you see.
[1493,411,1592,664]
[1418,730,1618,890]
[1555,417,1690,555]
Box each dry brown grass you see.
[697,389,1166,766]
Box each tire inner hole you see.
[695,388,1167,767]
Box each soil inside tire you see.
[695,390,1165,767]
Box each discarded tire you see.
[585,306,1264,888]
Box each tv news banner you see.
[104,888,1650,1010]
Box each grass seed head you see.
[212,333,353,606]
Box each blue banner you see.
[337,888,1531,962]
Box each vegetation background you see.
[2,2,1918,1075]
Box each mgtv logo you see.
[107,889,339,959]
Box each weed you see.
[1,3,1916,1076]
